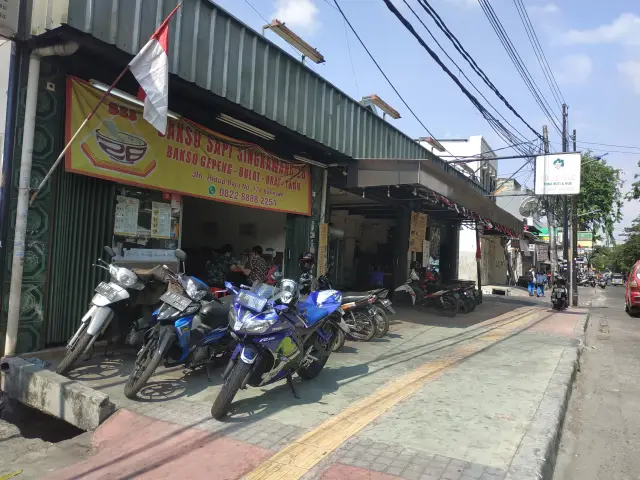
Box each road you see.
[554,285,640,480]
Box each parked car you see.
[625,261,640,317]
[611,273,624,286]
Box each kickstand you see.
[286,375,300,399]
[103,342,112,359]
[207,358,215,383]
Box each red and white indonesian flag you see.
[129,4,181,135]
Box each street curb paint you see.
[505,312,589,480]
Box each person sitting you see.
[240,245,269,287]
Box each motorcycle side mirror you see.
[174,249,187,263]
[103,246,116,258]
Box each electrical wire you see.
[381,0,541,156]
[411,0,540,144]
[477,0,562,135]
[574,140,640,151]
[512,0,565,109]
[332,0,469,163]
[343,18,360,97]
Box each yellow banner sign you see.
[65,77,311,215]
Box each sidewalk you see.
[3,298,587,480]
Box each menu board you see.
[151,201,172,239]
[114,196,139,236]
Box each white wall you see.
[181,197,287,253]
[458,228,508,286]
[1,41,12,169]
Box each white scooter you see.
[56,246,168,375]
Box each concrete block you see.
[0,356,115,431]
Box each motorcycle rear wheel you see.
[298,331,331,380]
[211,360,251,420]
[124,333,164,399]
[346,312,376,341]
[374,307,389,337]
[56,330,93,376]
[436,295,459,317]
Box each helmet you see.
[299,252,315,272]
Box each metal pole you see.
[543,125,557,281]
[475,222,483,303]
[4,53,40,356]
[571,128,579,306]
[561,104,571,300]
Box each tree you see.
[551,152,624,242]
[629,159,640,200]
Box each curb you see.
[505,312,589,480]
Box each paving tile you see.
[371,462,389,472]
[391,460,410,469]
[404,463,426,473]
[387,466,405,476]
[353,459,372,469]
[402,470,423,480]
[419,474,441,480]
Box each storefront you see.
[64,77,311,283]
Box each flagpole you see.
[29,67,131,205]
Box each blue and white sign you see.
[534,153,581,195]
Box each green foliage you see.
[551,152,624,242]
[630,159,640,201]
[592,218,640,272]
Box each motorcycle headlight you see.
[229,307,276,334]
[186,279,207,301]
[279,279,298,305]
[115,268,140,289]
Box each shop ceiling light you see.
[216,113,275,141]
[362,95,401,120]
[89,80,181,120]
[293,155,327,169]
[263,20,325,64]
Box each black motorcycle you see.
[551,275,568,310]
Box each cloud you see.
[555,54,593,85]
[527,3,560,15]
[560,13,640,46]
[272,0,319,34]
[618,60,640,93]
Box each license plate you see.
[160,291,191,312]
[237,290,268,312]
[95,282,118,301]
[380,299,391,307]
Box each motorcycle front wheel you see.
[332,327,346,352]
[436,295,459,317]
[211,360,251,420]
[124,331,164,399]
[56,330,93,376]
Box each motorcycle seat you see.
[200,297,231,327]
[132,265,171,283]
[342,294,371,303]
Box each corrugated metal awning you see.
[349,158,523,234]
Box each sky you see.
[214,0,639,241]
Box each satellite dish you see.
[519,196,541,218]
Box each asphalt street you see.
[554,284,640,480]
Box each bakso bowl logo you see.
[95,129,148,165]
[553,158,565,170]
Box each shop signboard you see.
[317,223,329,276]
[65,77,311,215]
[577,231,593,249]
[0,0,19,39]
[409,211,427,252]
[534,153,581,195]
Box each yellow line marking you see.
[244,306,547,480]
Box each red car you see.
[626,260,640,316]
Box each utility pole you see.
[561,104,571,302]
[571,129,579,306]
[543,125,557,279]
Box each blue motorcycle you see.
[124,250,230,399]
[210,278,344,419]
